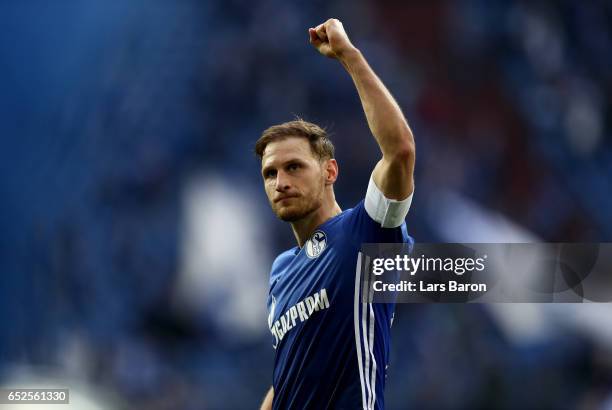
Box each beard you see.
[272,193,322,222]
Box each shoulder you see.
[337,194,414,246]
[269,248,297,282]
[271,248,297,270]
[337,176,414,231]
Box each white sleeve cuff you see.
[364,176,413,228]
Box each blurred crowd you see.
[0,1,611,409]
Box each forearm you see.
[339,48,414,159]
[309,18,415,199]
[260,386,274,410]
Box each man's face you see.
[261,137,326,222]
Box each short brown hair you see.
[255,119,335,161]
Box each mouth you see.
[274,195,299,203]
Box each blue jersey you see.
[267,200,413,409]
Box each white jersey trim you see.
[353,253,368,409]
[364,176,413,228]
[354,253,379,410]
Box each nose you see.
[275,170,290,192]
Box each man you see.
[257,18,415,410]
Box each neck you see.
[291,198,341,248]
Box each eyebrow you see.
[261,158,305,177]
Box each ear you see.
[324,159,339,185]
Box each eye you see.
[264,169,277,179]
[287,163,300,172]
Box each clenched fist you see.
[308,18,357,60]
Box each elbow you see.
[380,125,415,163]
[393,138,415,163]
[393,123,415,159]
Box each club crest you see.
[305,230,327,259]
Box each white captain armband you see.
[364,176,413,228]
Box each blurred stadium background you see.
[1,0,611,409]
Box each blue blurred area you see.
[0,1,611,409]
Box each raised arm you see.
[309,18,415,200]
